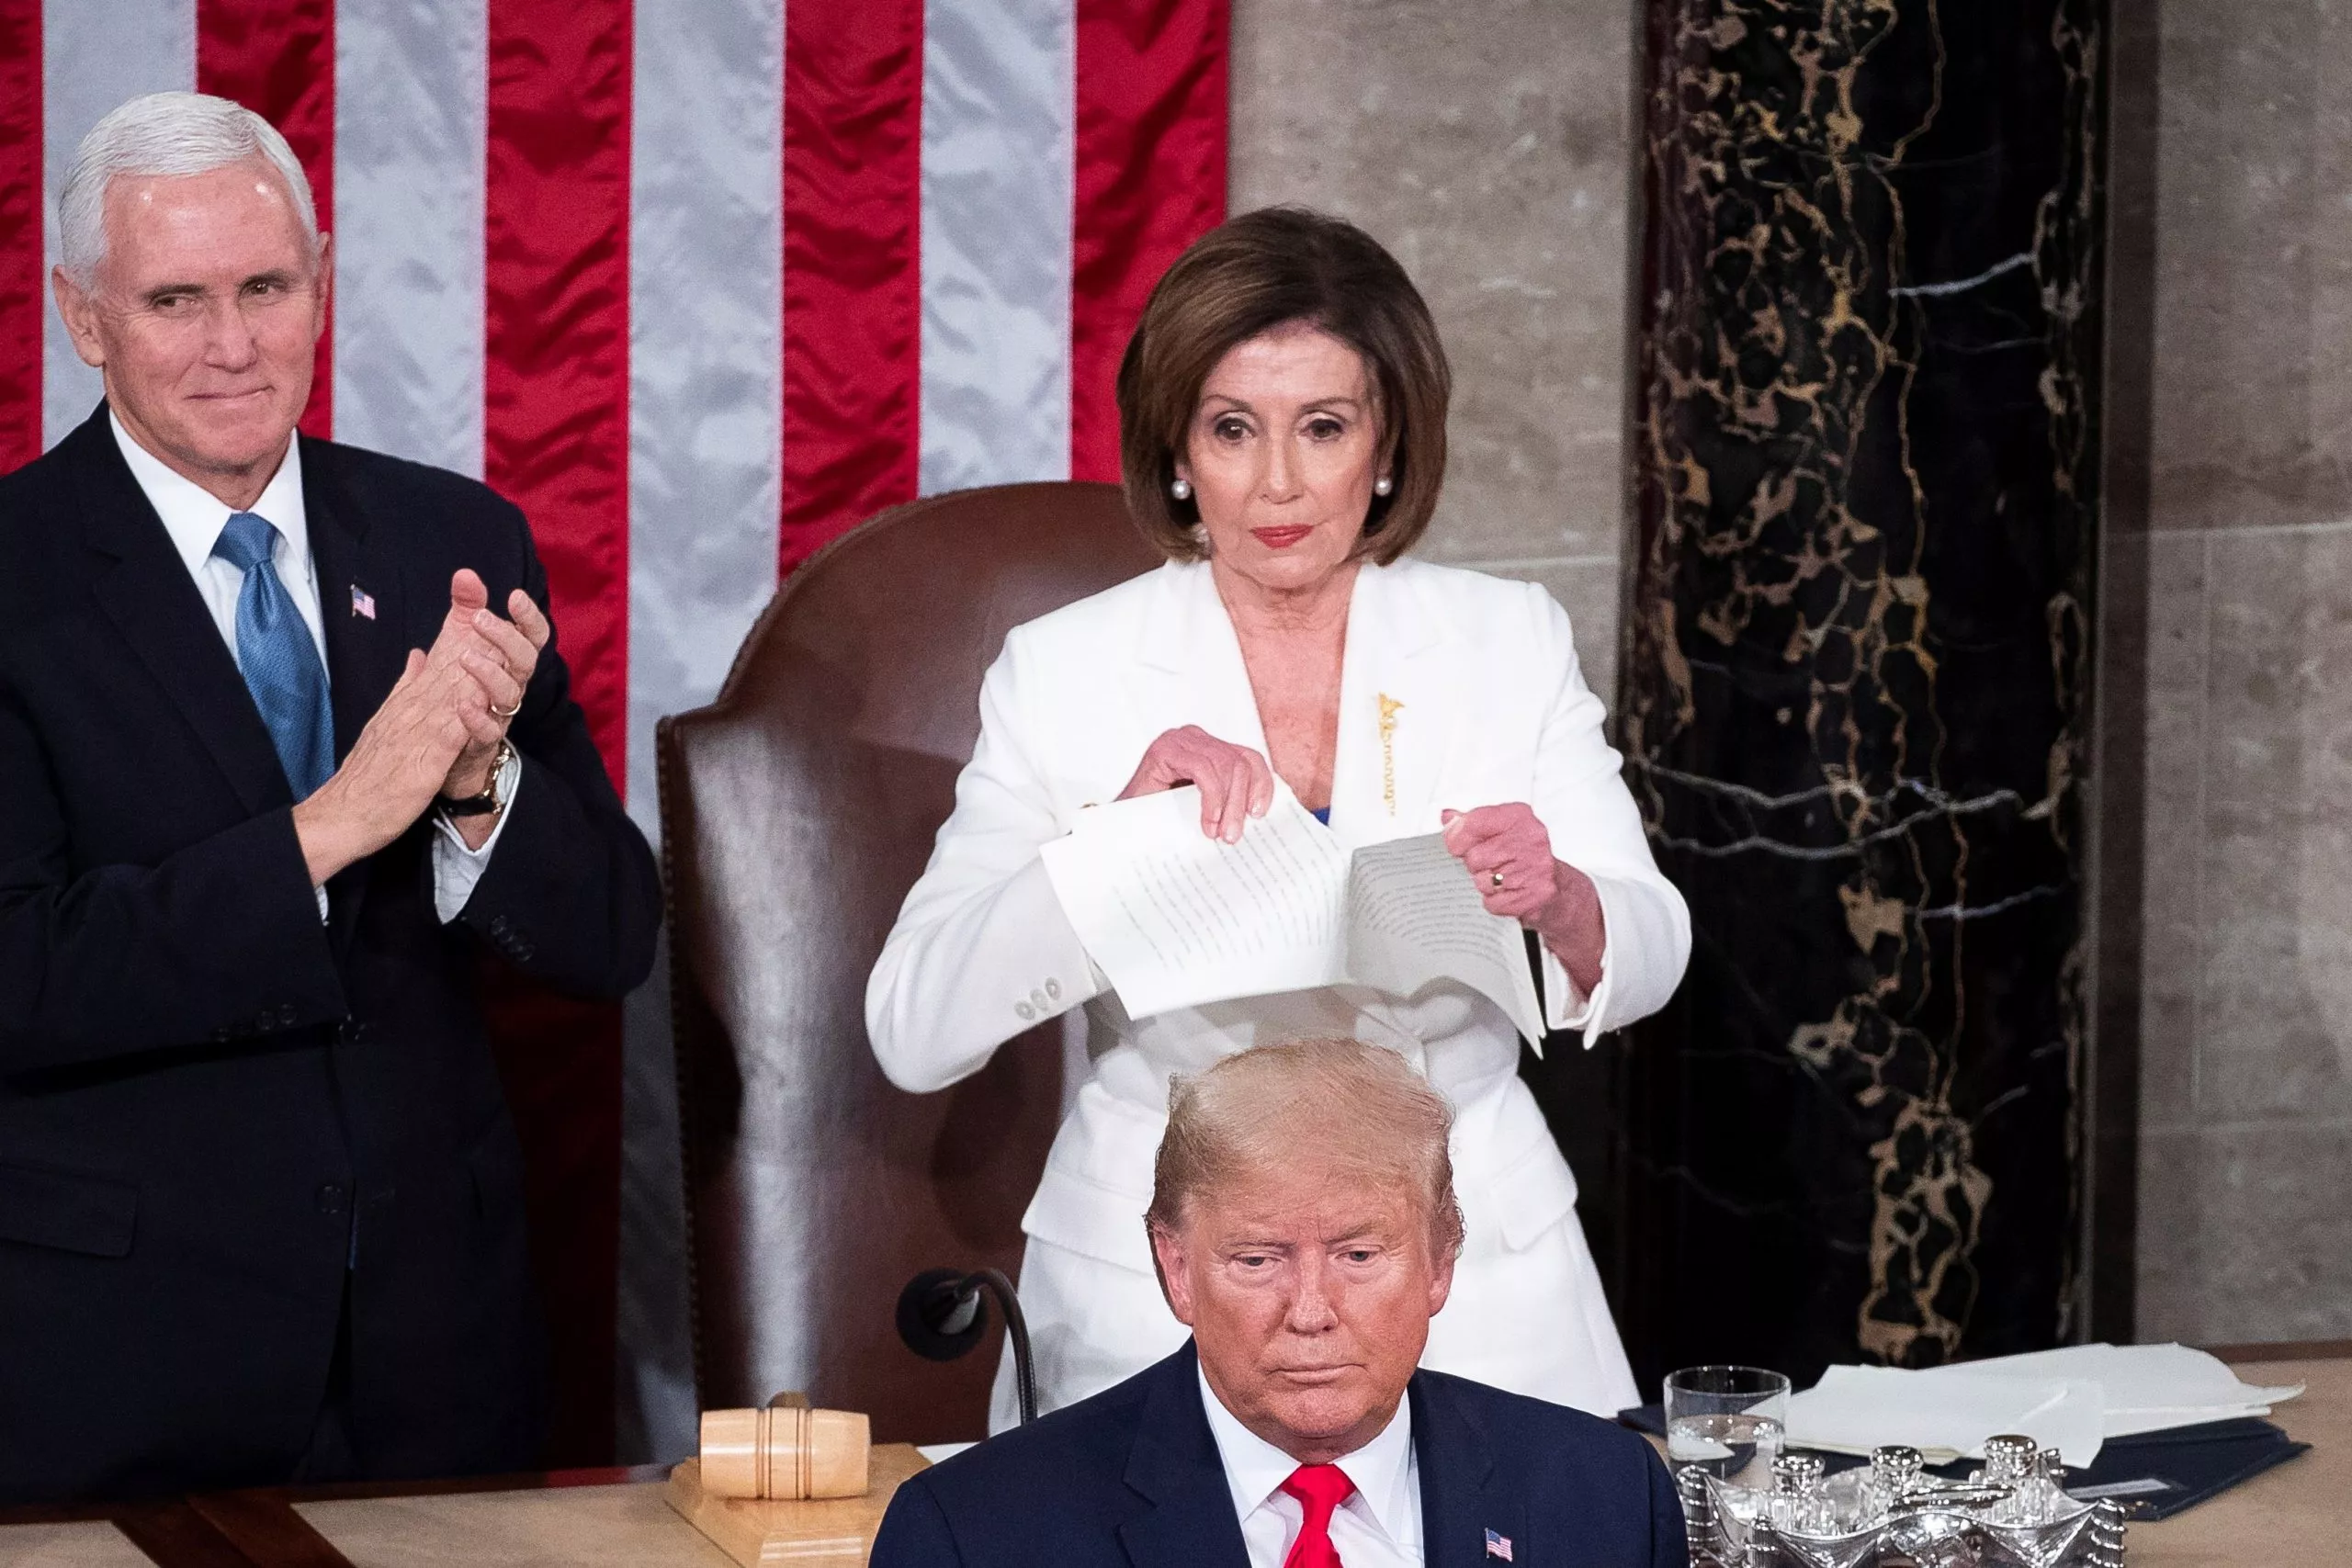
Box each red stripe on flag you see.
[483,0,633,1469]
[196,0,334,441]
[0,0,40,471]
[1070,0,1230,483]
[779,0,923,571]
[485,0,631,788]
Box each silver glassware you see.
[1687,1450,2129,1566]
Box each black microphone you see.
[895,1266,1038,1426]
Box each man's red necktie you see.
[1280,1463,1357,1568]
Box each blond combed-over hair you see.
[1147,1038,1466,1263]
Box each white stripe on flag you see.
[42,0,195,449]
[333,0,489,478]
[625,0,785,830]
[918,0,1075,494]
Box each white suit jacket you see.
[866,557,1690,1284]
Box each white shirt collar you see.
[110,409,309,581]
[1196,1360,1419,1549]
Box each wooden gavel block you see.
[668,1393,929,1567]
[697,1393,871,1501]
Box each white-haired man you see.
[0,93,659,1502]
[873,1039,1686,1567]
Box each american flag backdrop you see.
[0,0,1229,1460]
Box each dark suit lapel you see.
[72,408,292,818]
[302,437,412,951]
[1413,1373,1525,1568]
[301,436,411,766]
[1117,1344,1253,1568]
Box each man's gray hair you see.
[59,92,319,284]
[1148,1038,1467,1262]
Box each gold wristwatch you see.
[439,739,516,818]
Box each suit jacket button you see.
[278,1003,299,1026]
[1014,1001,1035,1021]
[1045,978,1062,1000]
[1030,988,1048,1010]
[316,1183,347,1215]
[489,915,512,937]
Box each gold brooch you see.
[1378,694,1405,816]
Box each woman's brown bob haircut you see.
[1116,206,1452,565]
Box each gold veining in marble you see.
[1623,0,2104,1365]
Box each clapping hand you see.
[429,570,549,802]
[289,570,549,886]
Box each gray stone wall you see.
[1231,0,2352,1348]
[1228,0,1636,697]
[2131,0,2352,1343]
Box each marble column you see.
[1614,0,2109,1388]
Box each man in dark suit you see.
[871,1040,1686,1567]
[0,92,660,1503]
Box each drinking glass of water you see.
[1665,1365,1792,1491]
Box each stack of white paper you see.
[1786,1364,2107,1466]
[1955,1342,2305,1438]
[1782,1343,2304,1468]
[1038,785,1544,1041]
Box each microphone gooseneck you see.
[894,1266,1039,1426]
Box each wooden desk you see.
[291,1478,734,1567]
[2126,1345,2347,1565]
[6,1354,2342,1565]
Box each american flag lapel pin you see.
[1485,1528,1514,1561]
[349,583,377,620]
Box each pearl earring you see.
[1170,477,1193,502]
[1374,475,1394,497]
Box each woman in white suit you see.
[867,208,1689,1431]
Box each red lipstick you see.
[1251,525,1313,550]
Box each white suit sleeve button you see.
[1045,978,1062,1000]
[1015,1000,1036,1021]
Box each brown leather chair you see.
[657,481,1161,1444]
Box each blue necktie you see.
[211,510,334,800]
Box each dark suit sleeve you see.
[448,507,660,998]
[870,1476,966,1568]
[0,675,347,1075]
[1645,1441,1690,1568]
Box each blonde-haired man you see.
[874,1039,1684,1567]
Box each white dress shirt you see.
[111,414,514,922]
[1197,1364,1424,1568]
